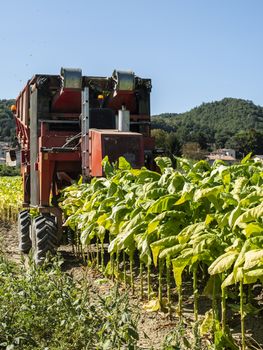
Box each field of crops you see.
[0,157,262,348]
[60,155,263,349]
[0,176,22,222]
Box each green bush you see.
[0,255,139,350]
[0,165,20,177]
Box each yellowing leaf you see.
[172,255,191,287]
[200,309,214,336]
[142,298,160,312]
[244,223,263,237]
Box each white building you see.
[206,148,236,165]
[0,142,21,167]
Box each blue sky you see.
[0,0,262,114]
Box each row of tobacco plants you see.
[0,176,22,222]
[60,155,263,349]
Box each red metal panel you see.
[89,130,144,177]
[107,92,137,114]
[52,90,81,113]
[38,122,81,206]
[90,130,103,177]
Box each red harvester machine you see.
[13,68,154,263]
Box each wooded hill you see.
[0,99,16,142]
[152,98,263,155]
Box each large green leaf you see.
[177,222,206,244]
[167,172,185,193]
[228,205,241,228]
[208,251,238,275]
[146,195,177,214]
[118,156,132,170]
[243,269,263,284]
[159,243,187,261]
[172,254,191,287]
[241,152,252,164]
[136,169,161,183]
[243,249,263,270]
[234,202,263,229]
[193,185,223,202]
[155,157,173,173]
[239,188,263,208]
[150,236,179,266]
[244,222,263,237]
[221,272,235,288]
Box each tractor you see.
[13,68,154,263]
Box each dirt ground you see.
[0,221,263,349]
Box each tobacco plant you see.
[60,154,263,348]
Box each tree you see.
[0,99,16,142]
[152,98,263,151]
[182,142,208,160]
[151,129,181,156]
[226,129,263,155]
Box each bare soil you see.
[1,221,263,349]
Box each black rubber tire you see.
[18,210,31,253]
[31,214,58,265]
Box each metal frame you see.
[81,87,90,179]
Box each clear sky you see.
[0,0,262,114]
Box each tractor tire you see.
[18,210,31,253]
[31,214,58,265]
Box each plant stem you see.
[178,284,182,322]
[86,246,89,264]
[212,276,218,322]
[147,264,151,301]
[77,231,81,257]
[166,260,171,317]
[116,249,119,276]
[221,286,226,333]
[96,237,99,269]
[111,253,115,280]
[129,254,134,294]
[140,262,143,300]
[123,251,127,288]
[193,267,198,322]
[240,280,246,350]
[100,239,104,271]
[212,275,218,348]
[158,259,163,305]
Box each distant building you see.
[253,155,263,163]
[0,142,9,165]
[218,148,236,158]
[0,142,21,167]
[6,150,21,167]
[206,148,236,165]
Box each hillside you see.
[0,99,16,142]
[1,97,263,155]
[152,98,263,154]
